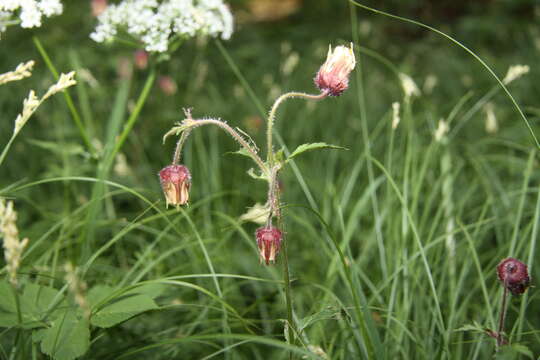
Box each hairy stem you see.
[180,118,268,175]
[172,129,191,165]
[266,91,328,165]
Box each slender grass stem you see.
[32,36,96,156]
[106,66,156,166]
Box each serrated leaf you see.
[0,281,65,329]
[38,309,90,360]
[286,142,346,163]
[88,285,159,328]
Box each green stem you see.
[106,67,156,166]
[32,36,96,156]
[496,286,509,351]
[0,135,17,168]
[281,234,296,357]
[266,91,328,165]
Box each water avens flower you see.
[314,43,356,96]
[255,226,282,265]
[497,257,530,296]
[159,164,191,207]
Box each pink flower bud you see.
[91,0,107,17]
[159,165,191,207]
[255,226,282,265]
[314,44,356,96]
[497,258,530,295]
[134,50,149,70]
[159,76,177,96]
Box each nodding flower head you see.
[255,226,283,265]
[159,165,191,207]
[497,258,530,296]
[314,43,356,96]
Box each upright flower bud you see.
[159,165,191,207]
[255,226,282,265]
[497,258,530,295]
[314,43,356,96]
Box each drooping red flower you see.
[314,44,356,96]
[255,226,282,265]
[159,165,191,207]
[497,257,530,295]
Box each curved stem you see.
[266,91,328,165]
[179,118,268,175]
[172,130,191,165]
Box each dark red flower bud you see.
[255,226,282,265]
[497,258,530,295]
[159,165,191,207]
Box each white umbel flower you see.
[91,0,234,53]
[0,0,63,34]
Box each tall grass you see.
[0,1,538,359]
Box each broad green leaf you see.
[495,344,534,360]
[38,309,90,360]
[286,142,346,163]
[88,285,159,328]
[0,281,64,329]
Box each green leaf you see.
[27,139,85,156]
[88,285,159,328]
[495,344,534,360]
[225,148,252,158]
[247,168,268,181]
[0,281,65,329]
[286,142,346,163]
[37,309,90,360]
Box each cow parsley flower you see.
[91,0,234,53]
[0,0,63,34]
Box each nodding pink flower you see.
[314,43,356,96]
[497,258,530,295]
[134,50,149,70]
[159,165,191,207]
[91,0,107,17]
[255,226,282,265]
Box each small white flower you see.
[91,0,234,53]
[391,102,400,130]
[484,102,498,134]
[0,0,63,34]
[503,64,529,85]
[434,119,449,142]
[399,72,421,100]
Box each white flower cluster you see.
[91,0,234,53]
[0,0,62,32]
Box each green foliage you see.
[0,0,539,359]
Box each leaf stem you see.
[496,286,509,351]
